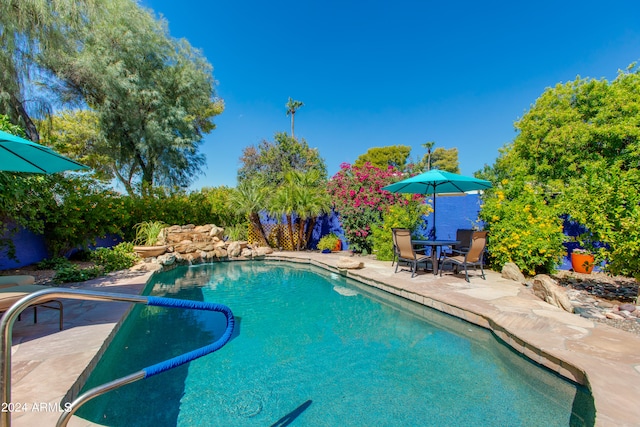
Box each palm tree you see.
[269,172,299,250]
[285,97,304,139]
[226,178,269,247]
[288,170,331,249]
[422,141,435,171]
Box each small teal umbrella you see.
[382,169,492,238]
[0,130,89,174]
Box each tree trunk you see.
[291,113,295,139]
[297,217,304,251]
[250,212,269,247]
[304,217,317,249]
[286,214,295,250]
[12,95,40,143]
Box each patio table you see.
[411,240,460,275]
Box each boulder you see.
[336,257,364,270]
[253,246,274,256]
[214,247,228,258]
[619,303,636,313]
[241,248,253,257]
[194,225,213,233]
[532,275,574,313]
[502,262,526,284]
[209,226,225,239]
[227,241,242,257]
[155,253,176,266]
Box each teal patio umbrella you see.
[382,169,492,238]
[0,130,89,174]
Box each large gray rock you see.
[502,262,526,284]
[532,274,574,313]
[155,253,176,266]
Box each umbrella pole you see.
[433,190,436,240]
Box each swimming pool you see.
[76,261,594,426]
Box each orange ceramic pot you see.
[333,240,342,252]
[571,252,594,274]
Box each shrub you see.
[36,257,71,270]
[327,162,423,254]
[53,264,102,284]
[372,202,431,261]
[317,234,341,251]
[90,242,138,273]
[225,223,247,241]
[133,221,166,246]
[44,176,130,256]
[480,180,566,276]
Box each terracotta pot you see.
[571,252,594,274]
[333,240,342,252]
[134,245,168,258]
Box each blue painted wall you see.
[0,226,48,270]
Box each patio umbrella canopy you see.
[0,130,89,174]
[382,169,492,238]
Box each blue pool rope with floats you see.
[142,296,235,378]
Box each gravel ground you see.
[552,270,640,336]
[3,263,639,336]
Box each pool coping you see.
[6,253,640,426]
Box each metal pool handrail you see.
[0,288,234,427]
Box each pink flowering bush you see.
[327,162,423,254]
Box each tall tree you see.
[42,0,223,194]
[0,0,97,141]
[285,97,304,139]
[422,141,435,170]
[354,145,411,170]
[481,66,640,280]
[40,110,118,184]
[431,147,460,173]
[238,132,326,186]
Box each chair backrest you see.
[455,229,474,251]
[392,228,409,252]
[466,231,488,263]
[393,228,416,259]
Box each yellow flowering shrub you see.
[480,181,566,276]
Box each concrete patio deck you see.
[3,253,640,426]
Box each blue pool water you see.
[77,261,594,426]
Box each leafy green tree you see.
[354,145,411,170]
[481,66,640,279]
[285,97,304,139]
[559,160,640,283]
[39,110,115,183]
[238,132,326,186]
[42,0,223,194]
[0,0,98,141]
[431,147,460,173]
[201,186,244,227]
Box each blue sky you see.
[141,0,640,189]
